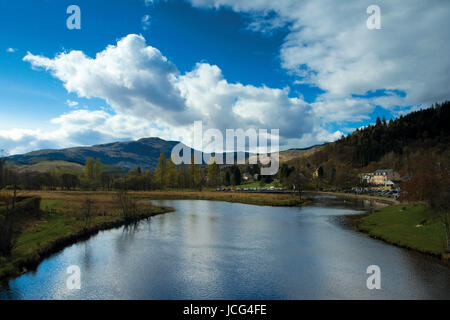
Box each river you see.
[1,196,449,299]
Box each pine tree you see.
[207,158,221,187]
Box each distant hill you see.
[6,137,252,171]
[248,145,324,164]
[12,160,84,173]
[7,137,182,171]
[10,160,126,174]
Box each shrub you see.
[0,209,14,256]
[115,190,137,221]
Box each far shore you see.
[305,190,399,205]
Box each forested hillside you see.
[334,100,449,167]
[285,101,450,188]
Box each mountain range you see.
[5,136,323,172]
[7,137,181,171]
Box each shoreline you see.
[341,205,449,262]
[136,190,310,207]
[305,190,398,205]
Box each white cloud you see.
[189,0,450,117]
[66,99,79,108]
[6,48,17,53]
[21,34,315,153]
[6,1,448,156]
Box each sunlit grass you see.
[360,204,447,256]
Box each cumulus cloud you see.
[24,35,188,124]
[189,0,450,118]
[20,34,318,153]
[6,48,17,53]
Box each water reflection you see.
[1,197,449,300]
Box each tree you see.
[0,192,14,256]
[224,170,231,186]
[207,158,221,187]
[166,159,178,188]
[81,197,95,230]
[61,173,79,190]
[190,155,202,190]
[230,165,241,186]
[115,190,137,221]
[155,153,167,189]
[94,158,103,181]
[84,157,95,180]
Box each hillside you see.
[10,160,126,174]
[6,137,251,171]
[247,145,323,164]
[7,137,181,170]
[285,101,450,187]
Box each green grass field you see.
[359,204,447,256]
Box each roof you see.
[374,169,393,174]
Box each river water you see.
[1,196,449,299]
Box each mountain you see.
[7,137,182,171]
[6,137,253,171]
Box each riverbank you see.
[0,192,173,284]
[346,203,449,260]
[136,190,309,206]
[306,191,398,205]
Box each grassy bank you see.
[308,191,398,205]
[0,192,173,283]
[136,190,308,207]
[354,204,448,258]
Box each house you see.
[361,169,401,187]
[313,166,324,179]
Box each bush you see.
[13,196,41,218]
[115,190,137,221]
[0,196,41,257]
[0,210,14,256]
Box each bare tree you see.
[115,189,137,222]
[81,197,95,230]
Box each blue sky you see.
[0,0,448,154]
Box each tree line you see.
[0,154,282,191]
